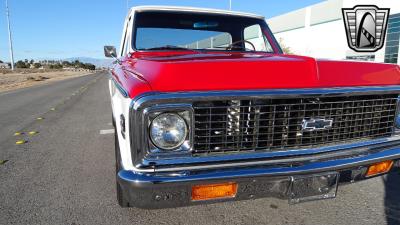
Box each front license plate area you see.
[289,172,339,204]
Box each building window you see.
[346,55,375,61]
[384,14,400,64]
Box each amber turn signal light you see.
[192,182,238,201]
[366,160,394,177]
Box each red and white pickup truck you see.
[104,6,400,209]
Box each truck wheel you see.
[115,126,130,207]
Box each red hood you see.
[124,51,400,94]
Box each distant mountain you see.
[64,57,113,68]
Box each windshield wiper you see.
[145,45,192,51]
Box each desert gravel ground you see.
[0,70,94,93]
[0,72,399,225]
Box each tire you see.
[112,113,116,127]
[114,126,130,207]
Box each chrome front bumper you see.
[118,144,400,209]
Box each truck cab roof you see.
[128,5,265,20]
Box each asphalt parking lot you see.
[0,72,399,225]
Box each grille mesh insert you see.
[193,94,398,155]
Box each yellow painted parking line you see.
[50,108,55,111]
[37,117,43,120]
[0,160,8,165]
[28,131,38,135]
[15,140,27,145]
[14,132,23,136]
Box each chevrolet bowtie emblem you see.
[342,5,390,52]
[302,118,333,131]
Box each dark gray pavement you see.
[0,74,101,145]
[0,72,399,225]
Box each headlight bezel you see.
[149,112,188,150]
[144,104,194,155]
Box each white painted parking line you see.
[99,129,114,135]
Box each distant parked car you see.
[105,6,400,209]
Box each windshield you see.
[133,11,277,52]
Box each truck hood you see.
[126,52,400,93]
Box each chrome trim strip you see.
[109,73,129,98]
[152,140,400,172]
[134,86,400,107]
[129,91,161,164]
[128,86,400,171]
[143,136,400,168]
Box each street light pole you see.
[5,0,15,70]
[126,0,129,12]
[229,0,232,10]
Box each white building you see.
[267,0,400,64]
[0,63,10,69]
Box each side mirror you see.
[104,46,117,58]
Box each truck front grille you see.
[193,94,398,155]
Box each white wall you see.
[274,20,348,60]
[268,0,400,63]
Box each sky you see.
[0,0,324,62]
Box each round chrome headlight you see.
[150,113,188,150]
